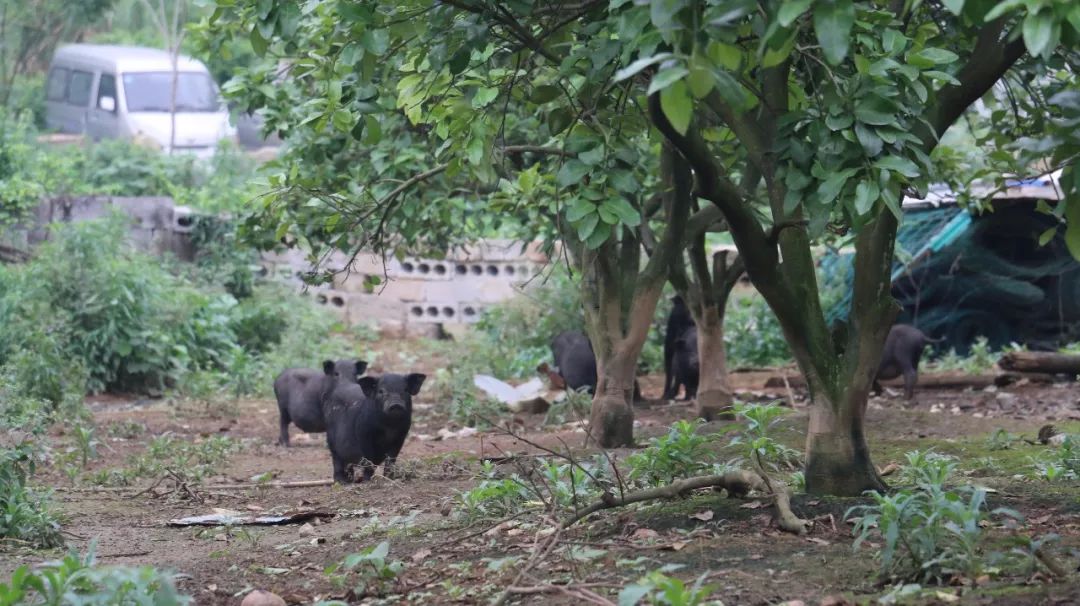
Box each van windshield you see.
[123,72,220,112]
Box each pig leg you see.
[277,408,291,447]
[662,343,676,399]
[383,437,408,480]
[331,454,349,484]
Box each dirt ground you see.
[6,348,1080,605]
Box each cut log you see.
[999,351,1080,375]
[763,372,1017,391]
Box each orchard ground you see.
[6,335,1080,606]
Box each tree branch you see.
[562,471,764,527]
[921,19,1026,151]
[646,93,780,292]
[500,145,574,157]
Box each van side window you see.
[67,70,93,107]
[46,67,69,101]
[97,74,117,111]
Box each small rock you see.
[241,590,286,606]
[298,523,315,537]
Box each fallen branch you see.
[506,583,615,606]
[200,479,334,490]
[999,351,1080,375]
[1035,546,1070,578]
[562,470,764,528]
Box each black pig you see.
[273,359,366,446]
[670,326,699,400]
[324,373,425,483]
[662,295,695,399]
[550,330,598,393]
[549,330,643,400]
[874,324,943,400]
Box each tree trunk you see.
[804,392,886,496]
[588,349,637,448]
[694,301,733,421]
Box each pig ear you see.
[322,360,336,375]
[405,373,426,396]
[358,376,378,398]
[355,360,368,375]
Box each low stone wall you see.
[21,196,548,333]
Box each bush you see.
[723,292,791,368]
[0,545,189,605]
[627,420,723,487]
[847,456,1021,585]
[0,429,63,549]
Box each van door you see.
[59,69,94,134]
[44,66,70,132]
[86,73,120,141]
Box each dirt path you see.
[7,371,1080,605]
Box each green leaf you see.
[472,86,499,108]
[825,112,853,131]
[611,170,638,194]
[597,202,618,224]
[778,0,813,27]
[816,167,858,202]
[1065,200,1080,260]
[531,85,562,104]
[548,107,573,135]
[249,26,267,56]
[603,197,641,227]
[579,146,605,166]
[911,47,959,65]
[855,123,883,156]
[882,29,906,55]
[331,109,354,133]
[576,210,600,240]
[854,181,880,215]
[874,155,919,178]
[687,52,716,98]
[651,0,688,30]
[278,2,301,38]
[557,160,591,188]
[585,222,610,249]
[647,66,690,95]
[659,80,692,135]
[854,104,896,127]
[1038,226,1057,247]
[614,52,673,82]
[983,0,1024,21]
[941,0,964,14]
[618,585,651,606]
[361,115,381,145]
[707,42,742,70]
[1022,10,1057,58]
[448,47,471,75]
[360,29,389,55]
[566,198,595,222]
[813,0,855,65]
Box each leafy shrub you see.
[723,293,791,368]
[730,402,802,471]
[0,434,63,549]
[929,336,997,374]
[1031,434,1080,482]
[0,544,189,605]
[627,420,721,487]
[618,569,717,606]
[896,450,957,487]
[89,435,243,487]
[847,457,1021,584]
[457,462,533,519]
[323,541,404,600]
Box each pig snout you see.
[383,397,408,416]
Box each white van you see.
[44,44,236,157]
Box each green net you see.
[820,204,1080,353]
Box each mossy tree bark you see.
[564,143,692,448]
